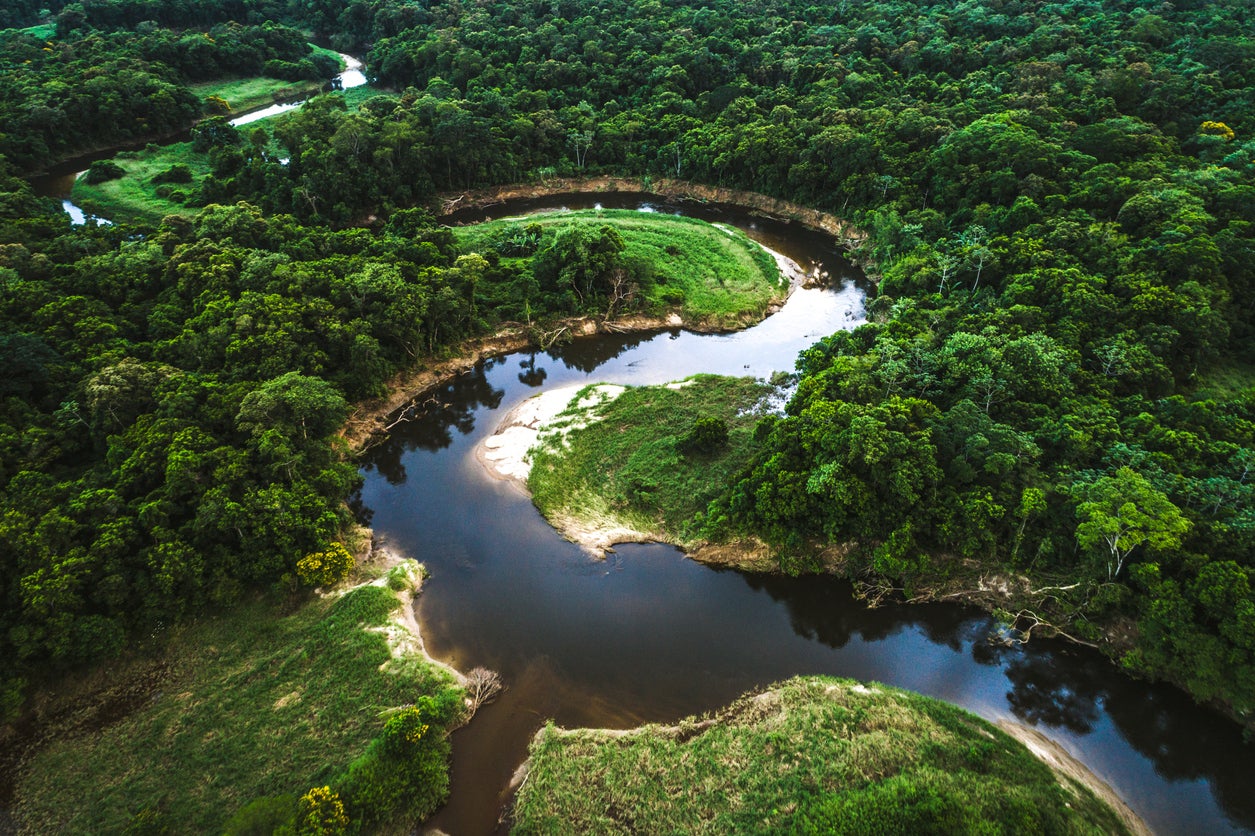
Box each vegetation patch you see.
[455,210,786,327]
[512,675,1131,835]
[72,141,212,223]
[10,560,464,834]
[189,76,321,115]
[527,375,774,552]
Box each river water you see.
[357,196,1255,835]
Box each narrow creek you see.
[357,195,1255,835]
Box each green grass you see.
[19,23,56,38]
[513,676,1130,835]
[457,209,787,326]
[72,141,211,224]
[527,375,773,547]
[1191,358,1255,400]
[309,44,345,67]
[189,76,321,115]
[12,562,462,834]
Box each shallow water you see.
[359,197,1255,834]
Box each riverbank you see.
[341,212,809,454]
[439,176,867,251]
[510,675,1135,834]
[2,546,467,834]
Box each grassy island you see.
[9,560,465,835]
[512,676,1134,835]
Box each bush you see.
[153,164,193,184]
[678,416,729,455]
[84,161,126,184]
[296,543,354,588]
[294,787,348,836]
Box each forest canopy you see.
[1,0,1253,727]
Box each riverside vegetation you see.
[1,0,1254,829]
[513,676,1132,835]
[10,560,465,833]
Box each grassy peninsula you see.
[513,676,1133,835]
[524,375,774,554]
[9,561,464,834]
[453,209,787,328]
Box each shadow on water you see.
[355,195,1255,836]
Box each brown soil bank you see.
[341,183,865,452]
[438,175,868,250]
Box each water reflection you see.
[547,330,655,373]
[516,354,547,387]
[364,360,505,484]
[358,199,1254,836]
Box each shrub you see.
[678,416,729,455]
[296,543,354,588]
[294,787,348,836]
[84,160,125,184]
[153,164,193,184]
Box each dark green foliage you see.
[83,161,126,184]
[0,0,1252,737]
[678,416,729,456]
[0,20,326,170]
[152,164,193,185]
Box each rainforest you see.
[1,0,1253,832]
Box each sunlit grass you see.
[457,209,787,325]
[12,569,461,833]
[514,676,1130,834]
[527,375,773,548]
[72,142,210,224]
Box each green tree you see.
[1075,468,1190,581]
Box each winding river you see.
[357,195,1255,835]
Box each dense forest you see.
[1,0,1253,736]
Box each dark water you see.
[357,199,1255,835]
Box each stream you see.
[357,195,1255,835]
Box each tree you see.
[1075,468,1190,581]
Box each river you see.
[356,195,1255,835]
[28,53,366,223]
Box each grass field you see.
[19,23,56,38]
[11,561,463,834]
[527,375,773,549]
[189,45,343,115]
[71,141,210,224]
[190,76,321,115]
[456,209,787,326]
[513,675,1130,834]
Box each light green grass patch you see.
[190,76,320,115]
[12,567,461,833]
[513,675,1130,835]
[456,209,787,326]
[72,141,210,224]
[19,23,56,39]
[527,375,773,548]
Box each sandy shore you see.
[997,720,1150,836]
[477,385,609,483]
